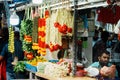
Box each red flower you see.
[62,24,68,33]
[54,22,60,28]
[38,18,42,27]
[45,44,49,48]
[26,53,34,60]
[67,27,72,33]
[45,10,49,18]
[54,44,59,51]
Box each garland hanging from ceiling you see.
[20,19,33,60]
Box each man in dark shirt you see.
[93,30,110,62]
[0,31,24,80]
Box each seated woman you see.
[89,50,119,80]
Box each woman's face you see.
[98,53,110,66]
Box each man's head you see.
[98,50,110,66]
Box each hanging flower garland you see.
[45,9,74,53]
[37,17,46,56]
[20,19,34,60]
[54,22,72,34]
[32,16,39,50]
[54,9,73,36]
[8,26,14,53]
[37,9,52,55]
[45,10,63,52]
[31,7,40,51]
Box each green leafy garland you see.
[32,16,39,43]
[20,19,33,40]
[20,19,33,54]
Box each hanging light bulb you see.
[10,11,19,26]
[32,0,43,4]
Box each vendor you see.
[89,50,119,79]
[0,30,24,80]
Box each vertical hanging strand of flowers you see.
[38,7,50,56]
[32,16,39,50]
[32,17,39,43]
[32,7,39,44]
[8,26,14,53]
[38,18,46,56]
[20,19,33,60]
[31,6,41,51]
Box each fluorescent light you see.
[10,11,19,26]
[32,0,43,4]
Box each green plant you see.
[14,61,25,73]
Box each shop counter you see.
[35,72,96,80]
[12,62,96,80]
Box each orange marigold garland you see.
[38,18,46,56]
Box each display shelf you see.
[35,72,96,80]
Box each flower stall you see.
[2,0,119,80]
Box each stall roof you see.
[9,0,108,11]
[0,0,12,1]
[1,0,120,12]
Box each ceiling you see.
[0,0,28,29]
[0,0,12,2]
[0,0,30,17]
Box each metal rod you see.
[3,0,10,26]
[10,0,108,11]
[72,0,78,76]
